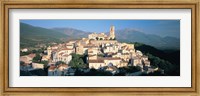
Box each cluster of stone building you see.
[44,26,151,75]
[20,26,152,76]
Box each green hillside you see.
[20,23,70,48]
[131,42,180,76]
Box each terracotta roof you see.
[48,65,56,71]
[28,53,36,58]
[112,53,118,55]
[50,64,55,66]
[62,64,69,67]
[52,49,57,52]
[58,64,69,69]
[133,56,140,59]
[59,52,64,56]
[63,54,70,57]
[106,52,116,55]
[88,51,93,53]
[88,59,104,63]
[62,48,73,50]
[103,57,121,60]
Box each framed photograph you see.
[1,0,199,95]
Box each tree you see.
[84,68,112,76]
[82,54,88,64]
[32,50,37,53]
[20,51,31,56]
[41,60,49,68]
[69,53,86,68]
[125,66,141,73]
[32,53,41,63]
[99,38,103,40]
[55,61,66,66]
[97,54,104,57]
[74,69,84,76]
[141,70,164,76]
[29,69,47,76]
[20,61,25,66]
[37,49,43,53]
[96,37,99,40]
[146,53,177,76]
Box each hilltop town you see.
[20,26,160,76]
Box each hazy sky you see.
[20,20,180,38]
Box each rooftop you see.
[88,59,104,63]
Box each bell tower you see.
[109,26,115,39]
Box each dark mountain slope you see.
[20,23,70,48]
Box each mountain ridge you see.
[115,28,180,50]
[51,27,91,39]
[20,23,70,48]
[20,23,180,50]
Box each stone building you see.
[88,26,116,40]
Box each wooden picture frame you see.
[0,0,199,96]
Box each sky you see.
[20,20,180,38]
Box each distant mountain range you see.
[115,28,180,50]
[51,28,91,39]
[20,23,180,50]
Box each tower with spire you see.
[109,25,115,40]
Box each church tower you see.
[109,26,115,39]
